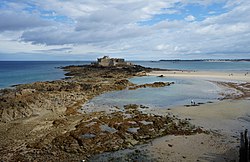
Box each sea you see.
[1,61,250,108]
[0,61,91,89]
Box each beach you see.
[0,63,250,161]
[87,70,250,161]
[1,64,204,161]
[148,70,250,82]
[88,98,249,161]
[2,0,250,161]
[142,70,250,161]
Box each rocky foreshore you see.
[0,64,204,161]
[0,65,149,122]
[216,81,250,100]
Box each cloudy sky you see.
[0,0,249,60]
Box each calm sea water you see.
[83,61,250,109]
[1,61,250,89]
[133,61,250,72]
[0,61,90,88]
[1,60,249,108]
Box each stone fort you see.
[93,56,132,67]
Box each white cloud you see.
[0,0,250,60]
[0,11,53,31]
[185,15,196,22]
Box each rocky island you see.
[0,57,205,161]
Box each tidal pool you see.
[82,76,224,109]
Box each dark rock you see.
[128,82,173,90]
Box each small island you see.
[92,56,133,67]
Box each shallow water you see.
[83,76,224,109]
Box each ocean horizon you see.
[1,60,250,89]
[2,1,250,161]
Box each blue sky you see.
[0,0,249,60]
[140,2,229,25]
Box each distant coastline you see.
[158,59,250,62]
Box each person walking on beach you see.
[191,100,194,106]
[191,100,196,106]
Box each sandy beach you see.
[143,70,250,161]
[1,0,250,161]
[1,65,249,161]
[87,70,250,162]
[148,70,250,82]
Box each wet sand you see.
[144,70,250,161]
[1,67,249,161]
[142,99,249,161]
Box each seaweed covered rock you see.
[52,105,205,157]
[128,81,174,90]
[0,65,147,122]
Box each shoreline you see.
[142,70,250,161]
[148,70,250,82]
[0,65,249,161]
[89,70,250,161]
[0,64,198,161]
[140,99,250,161]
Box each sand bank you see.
[148,70,250,82]
[88,99,249,161]
[142,99,250,162]
[143,70,250,161]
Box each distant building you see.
[93,56,132,67]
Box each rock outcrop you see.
[128,82,174,90]
[51,104,204,157]
[0,65,151,122]
[0,64,202,162]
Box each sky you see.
[0,0,250,60]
